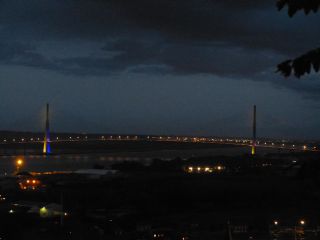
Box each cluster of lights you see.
[187,165,225,173]
[31,171,72,175]
[1,135,319,154]
[262,163,272,167]
[152,136,320,152]
[156,136,253,144]
[19,178,41,190]
[0,194,6,201]
[153,233,165,238]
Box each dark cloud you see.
[0,0,320,98]
[0,39,280,79]
[1,0,319,53]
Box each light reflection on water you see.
[0,145,277,174]
[0,154,154,173]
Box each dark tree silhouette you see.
[277,0,320,77]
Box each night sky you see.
[1,0,320,139]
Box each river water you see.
[0,145,285,173]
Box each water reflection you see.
[0,145,273,174]
[0,154,153,173]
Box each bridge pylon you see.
[43,103,51,155]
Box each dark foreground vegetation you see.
[1,151,320,239]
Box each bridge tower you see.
[43,103,51,154]
[251,105,256,155]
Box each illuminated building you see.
[43,103,51,154]
[251,105,257,155]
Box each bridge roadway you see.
[0,136,317,152]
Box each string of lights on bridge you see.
[0,135,318,151]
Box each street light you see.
[16,158,24,173]
[294,219,306,240]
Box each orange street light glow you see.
[16,159,23,166]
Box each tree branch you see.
[277,0,320,16]
[277,48,320,77]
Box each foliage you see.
[277,0,320,17]
[277,48,320,77]
[276,0,320,77]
